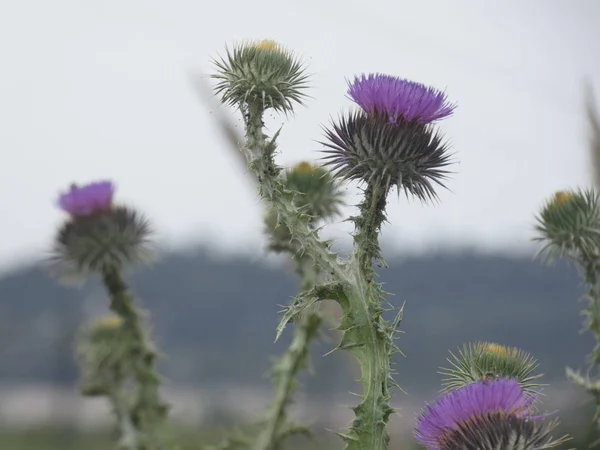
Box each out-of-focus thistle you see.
[439,341,544,395]
[534,187,600,443]
[211,39,456,450]
[265,162,344,254]
[414,378,569,450]
[76,316,139,450]
[52,181,168,450]
[211,162,344,450]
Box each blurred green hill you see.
[0,247,592,398]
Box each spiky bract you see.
[414,378,566,450]
[53,206,154,277]
[534,188,600,262]
[438,413,567,450]
[321,111,452,200]
[212,40,309,113]
[75,315,131,396]
[440,342,543,395]
[348,73,456,124]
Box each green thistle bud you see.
[263,162,344,253]
[75,315,131,397]
[284,162,344,220]
[534,188,600,261]
[212,39,310,113]
[439,342,544,395]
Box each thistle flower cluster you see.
[415,342,569,449]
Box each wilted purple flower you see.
[416,379,530,448]
[58,181,114,217]
[348,73,455,124]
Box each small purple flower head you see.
[348,73,455,124]
[58,181,115,217]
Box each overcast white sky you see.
[1,0,599,273]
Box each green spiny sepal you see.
[440,413,569,450]
[534,188,600,262]
[52,206,154,280]
[75,315,132,397]
[439,341,544,395]
[212,40,310,113]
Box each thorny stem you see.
[102,267,169,450]
[243,101,400,450]
[251,312,322,450]
[108,387,139,450]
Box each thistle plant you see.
[211,162,344,450]
[534,188,600,440]
[414,378,569,449]
[51,181,169,450]
[211,39,455,450]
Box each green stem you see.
[243,102,343,282]
[252,312,322,450]
[102,267,169,450]
[335,183,397,450]
[243,102,399,450]
[108,387,139,450]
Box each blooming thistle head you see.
[321,73,454,201]
[534,188,600,262]
[414,378,569,450]
[264,162,344,253]
[347,73,455,125]
[212,39,310,113]
[439,342,544,395]
[52,180,154,280]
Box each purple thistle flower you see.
[58,181,115,217]
[348,73,455,124]
[415,378,537,449]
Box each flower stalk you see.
[102,267,169,450]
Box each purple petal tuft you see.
[58,181,115,217]
[348,73,455,124]
[414,378,537,449]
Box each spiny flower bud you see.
[212,39,310,113]
[52,180,154,277]
[414,378,568,450]
[534,188,600,261]
[440,342,543,395]
[75,315,131,397]
[321,73,454,201]
[284,162,344,220]
[264,162,344,253]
